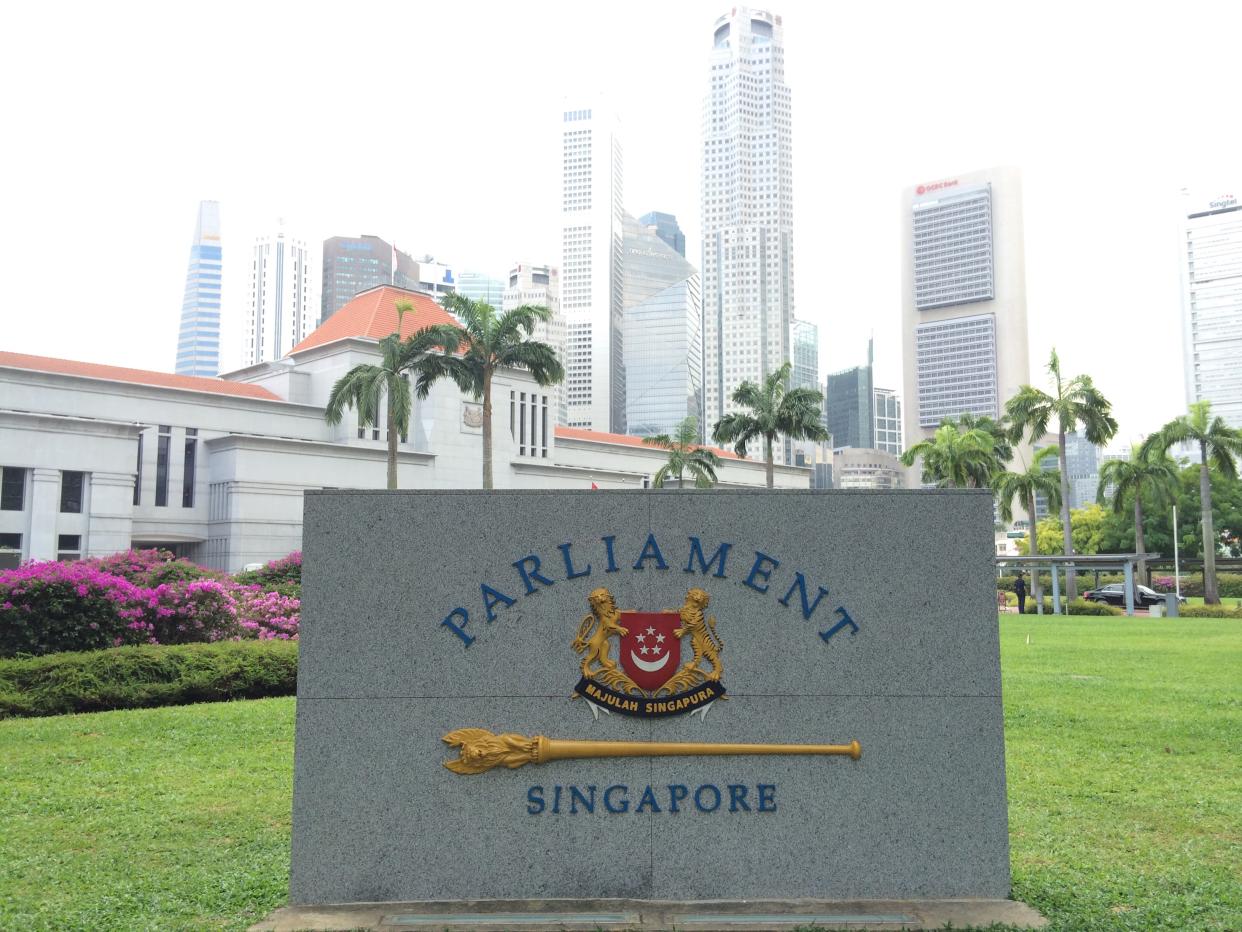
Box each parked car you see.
[1083,583,1187,607]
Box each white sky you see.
[3,0,1240,445]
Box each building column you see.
[87,471,136,557]
[26,468,60,561]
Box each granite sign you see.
[290,489,1011,904]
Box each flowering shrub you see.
[233,551,302,588]
[0,549,300,657]
[235,586,300,640]
[0,561,148,656]
[136,579,241,645]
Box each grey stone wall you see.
[291,490,1009,903]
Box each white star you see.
[640,645,651,655]
[646,626,656,635]
[655,633,665,643]
[635,633,646,643]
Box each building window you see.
[60,471,84,514]
[1,467,25,511]
[156,426,171,507]
[57,534,81,562]
[133,433,143,506]
[183,429,197,508]
[0,532,20,569]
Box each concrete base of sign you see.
[252,897,1047,931]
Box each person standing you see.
[1014,571,1027,614]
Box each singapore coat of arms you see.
[571,586,726,718]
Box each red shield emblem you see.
[619,612,682,693]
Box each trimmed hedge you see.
[1179,604,1242,619]
[0,639,297,719]
[1022,598,1123,616]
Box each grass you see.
[0,618,1238,930]
[1002,617,1241,930]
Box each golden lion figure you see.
[571,588,639,693]
[674,587,724,682]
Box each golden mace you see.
[442,728,861,775]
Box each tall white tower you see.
[1179,189,1242,427]
[245,225,314,366]
[701,7,795,457]
[900,167,1031,452]
[560,101,624,432]
[504,262,567,425]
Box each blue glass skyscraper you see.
[174,201,223,376]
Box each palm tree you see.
[642,416,721,488]
[956,412,1015,467]
[1141,400,1242,603]
[993,447,1062,606]
[900,421,1000,488]
[324,304,461,490]
[1097,448,1180,586]
[711,362,829,489]
[1006,348,1118,600]
[419,293,564,490]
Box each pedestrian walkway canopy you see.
[995,553,1162,616]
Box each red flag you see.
[590,482,599,490]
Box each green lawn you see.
[1,618,1239,931]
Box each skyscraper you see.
[504,262,567,425]
[561,101,624,431]
[791,318,818,392]
[457,271,507,310]
[174,201,222,377]
[901,167,1030,452]
[321,235,418,324]
[621,213,703,438]
[826,363,874,450]
[701,7,795,460]
[639,211,686,257]
[1180,189,1242,427]
[244,226,314,366]
[873,387,903,455]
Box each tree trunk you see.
[386,395,398,491]
[1058,428,1077,600]
[1200,444,1219,604]
[1028,490,1042,607]
[1134,494,1146,603]
[765,435,775,489]
[482,367,494,491]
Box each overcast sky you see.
[3,0,1239,445]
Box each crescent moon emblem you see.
[629,650,670,673]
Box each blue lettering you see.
[685,537,732,578]
[819,606,860,645]
[570,785,596,814]
[527,786,545,815]
[667,784,688,813]
[480,584,516,622]
[744,551,780,593]
[694,784,722,812]
[551,785,562,814]
[558,542,592,580]
[440,607,474,647]
[602,535,620,573]
[604,784,629,813]
[632,533,669,571]
[728,784,751,812]
[635,785,662,813]
[777,573,830,620]
[513,554,555,595]
[757,784,777,812]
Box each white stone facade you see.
[0,311,808,572]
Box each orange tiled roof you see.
[554,425,743,460]
[290,286,461,354]
[0,351,284,401]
